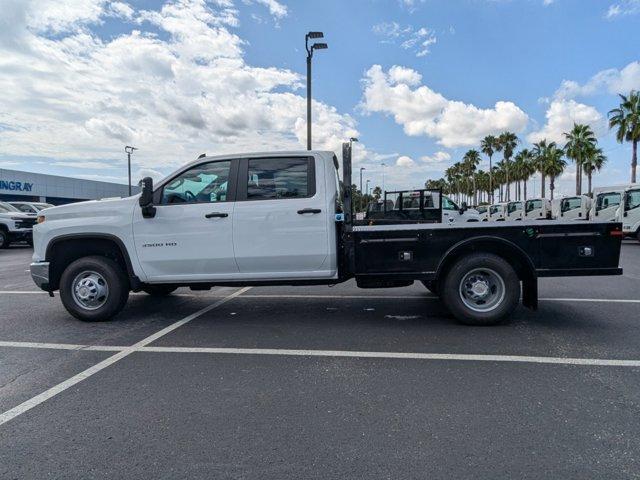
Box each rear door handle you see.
[297,208,322,214]
[205,212,228,218]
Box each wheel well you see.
[46,237,131,290]
[435,238,537,309]
[0,224,8,232]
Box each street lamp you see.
[305,31,328,151]
[124,145,138,196]
[366,179,371,196]
[381,162,386,193]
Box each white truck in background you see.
[617,185,640,241]
[506,201,524,220]
[591,184,637,222]
[0,201,37,248]
[556,195,592,221]
[524,198,552,220]
[488,202,508,221]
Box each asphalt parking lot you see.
[1,243,640,479]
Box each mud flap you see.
[522,276,538,311]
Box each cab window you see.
[442,196,457,211]
[246,157,313,200]
[507,202,522,213]
[596,192,620,211]
[526,200,541,213]
[625,189,640,211]
[561,197,581,212]
[161,161,231,205]
[490,205,500,215]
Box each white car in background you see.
[441,196,481,224]
[524,198,552,220]
[9,201,55,214]
[475,205,489,221]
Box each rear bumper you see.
[30,261,50,290]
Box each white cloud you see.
[420,151,451,163]
[372,22,437,57]
[606,0,640,18]
[554,61,640,99]
[526,99,605,144]
[0,0,358,174]
[396,155,416,167]
[251,0,288,19]
[361,65,529,148]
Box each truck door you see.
[132,159,238,281]
[232,156,331,278]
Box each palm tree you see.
[513,149,535,201]
[532,140,549,198]
[542,145,567,200]
[481,135,499,203]
[608,90,640,183]
[496,132,518,201]
[582,147,607,196]
[372,186,382,200]
[564,123,597,195]
[462,149,481,204]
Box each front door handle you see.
[205,212,229,218]
[297,208,322,214]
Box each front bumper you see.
[30,262,50,290]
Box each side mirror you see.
[139,177,156,218]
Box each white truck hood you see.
[41,196,139,220]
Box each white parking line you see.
[0,286,251,427]
[2,340,640,368]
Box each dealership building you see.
[0,168,137,205]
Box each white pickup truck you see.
[31,147,624,326]
[0,201,36,248]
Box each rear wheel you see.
[440,253,520,326]
[0,230,9,249]
[59,256,129,322]
[142,285,177,296]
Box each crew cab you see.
[31,147,623,326]
[0,201,36,248]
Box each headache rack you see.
[362,189,443,225]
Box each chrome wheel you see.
[71,270,109,310]
[458,268,505,313]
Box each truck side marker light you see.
[610,230,623,237]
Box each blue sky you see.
[1,0,639,195]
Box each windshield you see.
[561,197,582,213]
[507,202,522,214]
[476,206,487,214]
[525,200,542,213]
[596,192,620,211]
[490,205,501,215]
[0,201,20,213]
[625,189,640,212]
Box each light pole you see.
[366,179,370,196]
[124,145,137,196]
[305,32,328,151]
[381,162,386,193]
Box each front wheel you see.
[440,253,520,326]
[59,256,129,322]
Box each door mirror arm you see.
[139,177,157,219]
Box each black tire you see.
[440,253,520,326]
[142,285,177,296]
[59,256,129,322]
[0,230,9,249]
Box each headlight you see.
[37,215,45,224]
